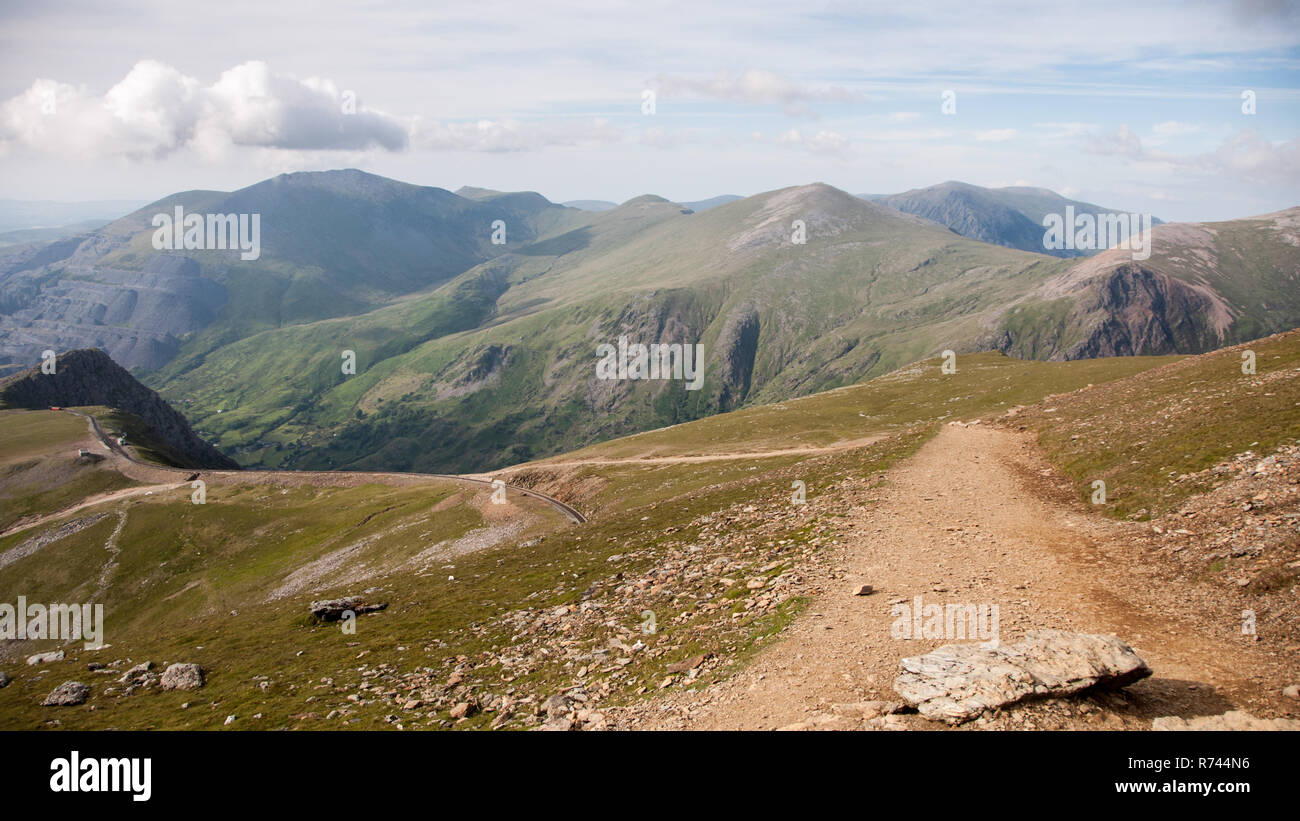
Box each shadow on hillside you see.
[515,226,592,256]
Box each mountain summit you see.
[863,181,1160,258]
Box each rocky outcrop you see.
[1067,264,1227,358]
[42,680,90,706]
[996,264,1232,361]
[0,250,227,370]
[309,597,387,621]
[118,662,155,689]
[894,630,1151,723]
[709,307,760,411]
[160,663,204,691]
[0,348,237,469]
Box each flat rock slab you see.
[894,629,1151,724]
[309,597,387,621]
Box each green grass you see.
[1,337,1293,730]
[142,186,1083,475]
[536,350,1178,466]
[80,406,194,469]
[0,410,88,459]
[1020,332,1300,518]
[0,410,138,532]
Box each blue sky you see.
[1,0,1297,221]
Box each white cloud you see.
[655,69,860,116]
[1085,124,1144,157]
[1146,120,1205,147]
[1086,124,1300,187]
[1209,131,1300,186]
[974,128,1017,142]
[0,60,408,160]
[858,128,953,142]
[411,117,621,152]
[767,128,850,156]
[887,111,920,123]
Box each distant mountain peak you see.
[455,185,506,200]
[863,181,1158,258]
[621,194,671,206]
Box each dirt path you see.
[0,482,182,540]
[57,410,586,523]
[487,435,887,473]
[628,423,1287,730]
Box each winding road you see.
[0,409,585,540]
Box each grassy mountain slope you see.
[5,331,1297,730]
[0,170,594,370]
[154,184,1075,472]
[0,410,138,533]
[157,183,1300,477]
[1015,329,1300,519]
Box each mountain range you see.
[562,194,743,213]
[860,181,1164,257]
[1,169,1296,474]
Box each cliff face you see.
[1066,264,1228,358]
[993,209,1300,363]
[995,264,1231,361]
[0,348,238,469]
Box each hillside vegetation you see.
[3,171,1295,480]
[11,341,1268,730]
[145,180,1300,476]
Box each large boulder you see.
[42,680,91,706]
[309,597,387,621]
[160,663,204,691]
[894,629,1151,724]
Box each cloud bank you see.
[0,60,408,159]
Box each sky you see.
[1,0,1298,222]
